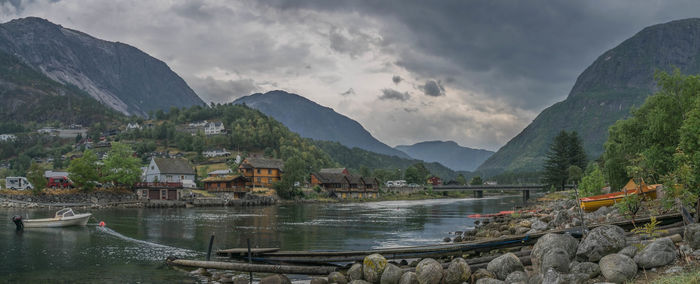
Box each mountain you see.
[0,17,204,116]
[233,90,410,158]
[477,18,700,175]
[395,141,494,172]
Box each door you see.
[148,190,159,200]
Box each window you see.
[257,169,261,174]
[268,169,271,174]
[257,177,261,183]
[151,166,154,170]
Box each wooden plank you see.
[217,248,280,254]
[167,259,337,275]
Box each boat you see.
[579,179,660,212]
[21,208,92,228]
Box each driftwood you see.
[217,248,280,256]
[166,259,337,275]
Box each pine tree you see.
[544,131,571,190]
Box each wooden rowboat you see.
[579,180,659,212]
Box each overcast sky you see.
[2,0,700,150]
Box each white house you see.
[203,148,231,158]
[126,122,142,130]
[37,127,58,136]
[143,157,196,183]
[188,120,208,127]
[0,134,17,142]
[204,121,225,135]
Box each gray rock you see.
[599,254,637,283]
[443,258,471,284]
[398,272,418,284]
[527,274,542,284]
[531,220,548,231]
[540,248,570,274]
[363,254,388,283]
[328,272,348,284]
[476,279,505,284]
[541,269,588,284]
[349,263,364,281]
[380,264,403,284]
[487,253,524,280]
[618,245,638,258]
[679,244,693,256]
[548,210,569,228]
[504,271,528,283]
[576,225,626,262]
[664,266,683,274]
[570,262,600,279]
[260,274,291,284]
[684,223,700,249]
[634,237,678,269]
[312,278,329,284]
[190,268,209,276]
[472,268,496,282]
[350,280,371,284]
[514,227,531,235]
[531,233,578,272]
[232,276,249,284]
[415,258,442,284]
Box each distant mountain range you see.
[395,141,493,172]
[478,18,700,175]
[233,90,410,158]
[0,17,204,116]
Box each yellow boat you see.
[579,179,660,212]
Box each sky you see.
[2,0,700,151]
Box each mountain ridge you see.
[395,140,493,172]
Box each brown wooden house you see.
[202,175,249,199]
[238,158,284,188]
[311,170,378,199]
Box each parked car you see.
[5,177,34,190]
[47,176,74,189]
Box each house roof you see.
[346,174,364,184]
[320,168,347,174]
[312,172,348,184]
[364,177,378,185]
[153,158,195,175]
[202,175,247,182]
[240,158,284,170]
[208,169,233,175]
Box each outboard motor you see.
[12,215,23,231]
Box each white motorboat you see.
[21,208,92,228]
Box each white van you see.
[5,177,34,190]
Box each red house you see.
[427,176,442,186]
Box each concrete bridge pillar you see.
[473,190,483,198]
[522,190,530,203]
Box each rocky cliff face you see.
[0,17,204,116]
[478,18,700,174]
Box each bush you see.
[579,164,605,197]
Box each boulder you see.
[570,262,600,279]
[576,225,626,262]
[541,269,587,284]
[380,264,403,284]
[618,245,638,258]
[634,237,678,269]
[548,211,569,228]
[350,281,371,284]
[328,272,348,284]
[684,223,700,249]
[487,253,524,280]
[349,263,364,281]
[443,258,471,284]
[527,274,542,284]
[476,279,505,284]
[232,276,249,284]
[398,272,418,284]
[504,271,528,283]
[531,233,578,272]
[514,227,530,235]
[312,278,330,284]
[599,254,637,283]
[363,254,388,283]
[471,268,496,283]
[540,248,570,274]
[519,220,532,228]
[531,220,548,231]
[415,258,443,284]
[260,274,291,284]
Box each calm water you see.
[0,196,525,283]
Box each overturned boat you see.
[17,208,92,228]
[579,179,660,212]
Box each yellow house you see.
[238,158,284,188]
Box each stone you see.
[443,258,471,284]
[570,262,600,279]
[350,281,371,284]
[531,220,548,231]
[518,220,532,228]
[471,268,496,282]
[527,274,542,284]
[684,223,700,249]
[618,245,638,258]
[363,254,388,283]
[599,254,637,283]
[487,253,524,280]
[328,272,348,284]
[504,271,528,283]
[191,268,209,276]
[576,225,626,262]
[443,237,451,242]
[415,258,443,284]
[380,264,403,284]
[476,279,505,284]
[540,248,570,274]
[548,210,569,228]
[541,269,588,284]
[634,237,678,269]
[398,272,418,284]
[514,227,530,235]
[349,263,364,281]
[679,244,693,256]
[664,266,683,274]
[232,276,249,284]
[312,278,330,284]
[260,274,291,284]
[453,235,463,242]
[530,233,578,272]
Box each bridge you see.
[430,184,573,202]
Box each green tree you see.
[579,164,605,197]
[456,174,467,185]
[543,131,572,190]
[470,176,483,185]
[568,165,583,185]
[274,156,305,199]
[67,150,99,190]
[102,142,142,187]
[27,162,46,193]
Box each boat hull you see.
[23,213,92,228]
[580,189,656,212]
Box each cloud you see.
[392,75,402,84]
[340,88,355,96]
[188,76,260,103]
[421,80,445,97]
[379,88,410,101]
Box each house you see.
[238,158,284,188]
[310,170,378,199]
[143,157,196,184]
[208,169,233,177]
[56,128,87,139]
[0,134,17,142]
[320,168,349,175]
[203,148,231,158]
[44,171,69,178]
[310,172,349,192]
[37,127,58,136]
[427,176,442,186]
[386,180,407,187]
[188,120,208,127]
[204,121,226,135]
[126,122,142,130]
[137,188,183,201]
[202,175,249,198]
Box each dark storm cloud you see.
[379,88,410,101]
[421,80,444,97]
[340,88,355,96]
[392,75,402,84]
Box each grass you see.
[650,269,700,284]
